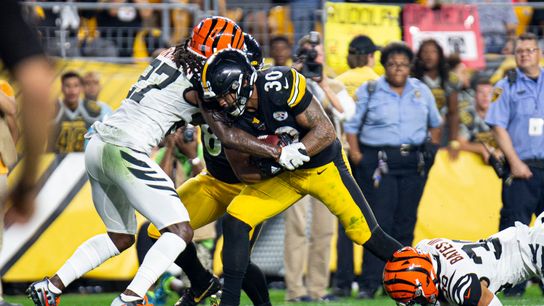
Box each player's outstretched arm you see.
[295,97,336,156]
[199,102,281,159]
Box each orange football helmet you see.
[188,16,245,59]
[383,247,439,305]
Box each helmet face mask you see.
[383,247,439,306]
[202,49,257,117]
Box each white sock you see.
[56,234,120,287]
[127,232,186,298]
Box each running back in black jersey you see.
[235,66,341,169]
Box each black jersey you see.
[200,123,241,184]
[0,0,45,71]
[235,66,341,169]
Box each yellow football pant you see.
[227,152,377,245]
[148,171,244,239]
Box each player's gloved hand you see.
[278,142,310,170]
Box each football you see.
[258,134,294,147]
[258,134,281,146]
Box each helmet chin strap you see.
[229,70,257,117]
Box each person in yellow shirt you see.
[0,80,22,306]
[335,35,380,98]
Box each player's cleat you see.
[175,276,221,306]
[26,278,61,306]
[110,294,153,306]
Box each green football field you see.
[7,285,544,306]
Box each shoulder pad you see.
[258,67,308,108]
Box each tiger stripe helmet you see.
[383,247,439,305]
[189,16,245,59]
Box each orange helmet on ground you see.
[188,16,245,59]
[383,247,439,305]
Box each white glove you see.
[278,142,310,170]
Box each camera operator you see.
[292,32,355,121]
[155,125,204,185]
[283,32,352,302]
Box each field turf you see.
[7,284,544,306]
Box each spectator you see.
[466,0,518,54]
[95,0,154,57]
[458,78,500,163]
[1,0,55,226]
[335,35,380,98]
[270,35,292,67]
[82,71,104,102]
[0,80,21,306]
[332,34,380,298]
[413,39,461,159]
[49,71,111,153]
[485,32,544,297]
[344,42,442,299]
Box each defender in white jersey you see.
[383,212,544,306]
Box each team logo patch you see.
[273,111,288,121]
[491,88,503,103]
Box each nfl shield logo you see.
[273,111,288,121]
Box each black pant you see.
[500,164,544,295]
[356,147,427,292]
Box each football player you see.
[26,17,283,306]
[200,49,403,306]
[383,212,544,306]
[147,32,273,306]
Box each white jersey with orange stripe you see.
[416,217,544,306]
[91,47,200,155]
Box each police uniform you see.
[343,76,442,295]
[50,98,112,153]
[485,68,544,238]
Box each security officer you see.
[333,34,381,298]
[344,42,442,299]
[485,32,544,297]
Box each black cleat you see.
[175,276,222,306]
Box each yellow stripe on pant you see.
[148,171,244,239]
[227,151,374,245]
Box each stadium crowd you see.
[1,1,544,306]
